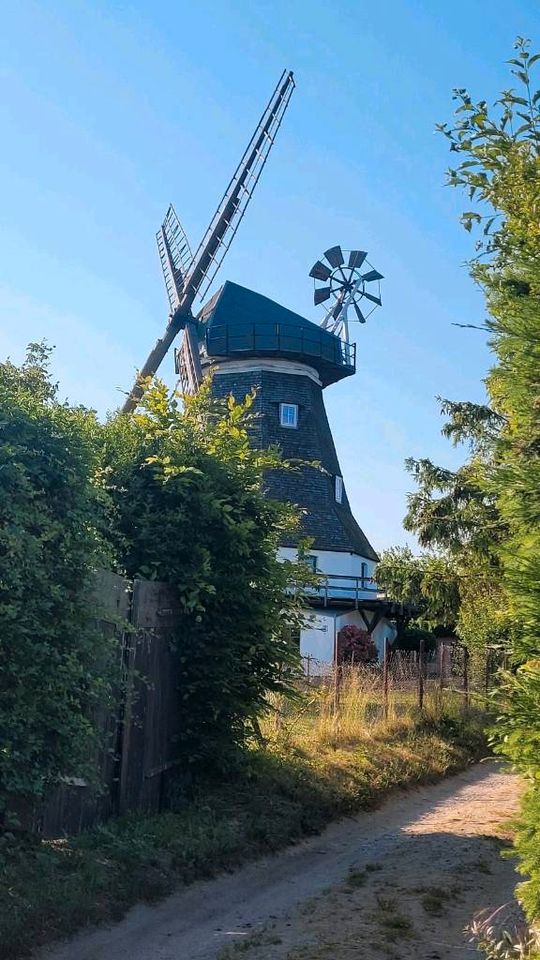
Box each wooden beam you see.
[358,607,383,634]
[358,609,371,631]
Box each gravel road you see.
[39,761,522,960]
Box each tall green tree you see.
[402,397,510,659]
[439,38,540,923]
[0,345,310,804]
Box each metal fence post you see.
[383,637,389,721]
[418,638,425,711]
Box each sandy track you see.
[39,762,521,960]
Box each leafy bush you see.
[395,626,436,656]
[337,624,378,664]
[0,343,309,802]
[0,345,111,807]
[100,379,308,768]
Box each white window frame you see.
[335,475,343,503]
[305,554,318,573]
[279,402,298,429]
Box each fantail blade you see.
[348,250,367,269]
[324,245,344,268]
[309,260,332,281]
[314,286,331,305]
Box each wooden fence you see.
[36,570,185,838]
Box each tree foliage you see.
[401,390,511,659]
[0,345,311,800]
[376,545,460,631]
[0,344,111,805]
[100,378,308,768]
[439,38,540,921]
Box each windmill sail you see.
[156,205,193,312]
[184,69,295,306]
[122,69,295,413]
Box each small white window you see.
[361,561,368,584]
[305,554,318,572]
[335,475,343,503]
[280,403,298,428]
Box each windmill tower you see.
[125,72,398,666]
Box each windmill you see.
[122,68,395,670]
[122,69,295,414]
[309,246,383,342]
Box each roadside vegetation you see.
[0,345,485,957]
[439,39,540,944]
[377,38,540,955]
[0,678,485,958]
[0,344,309,815]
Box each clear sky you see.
[1,1,537,550]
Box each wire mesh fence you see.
[261,643,498,747]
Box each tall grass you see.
[261,659,463,752]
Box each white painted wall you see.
[210,358,322,385]
[299,609,337,666]
[279,546,375,579]
[279,546,377,603]
[299,607,397,667]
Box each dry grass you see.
[261,662,461,753]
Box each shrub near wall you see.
[0,345,110,812]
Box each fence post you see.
[383,637,389,721]
[333,664,342,715]
[333,618,340,714]
[418,638,425,711]
[438,642,445,693]
[463,645,469,712]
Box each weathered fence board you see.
[37,570,185,837]
[118,579,184,815]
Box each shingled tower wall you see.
[197,281,378,563]
[212,367,377,558]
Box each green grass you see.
[418,884,458,915]
[0,709,487,959]
[374,894,414,941]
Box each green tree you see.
[376,545,460,634]
[439,38,540,922]
[101,378,308,768]
[0,344,111,807]
[402,395,510,661]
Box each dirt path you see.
[40,762,521,960]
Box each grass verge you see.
[0,710,486,959]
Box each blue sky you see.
[1,1,537,549]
